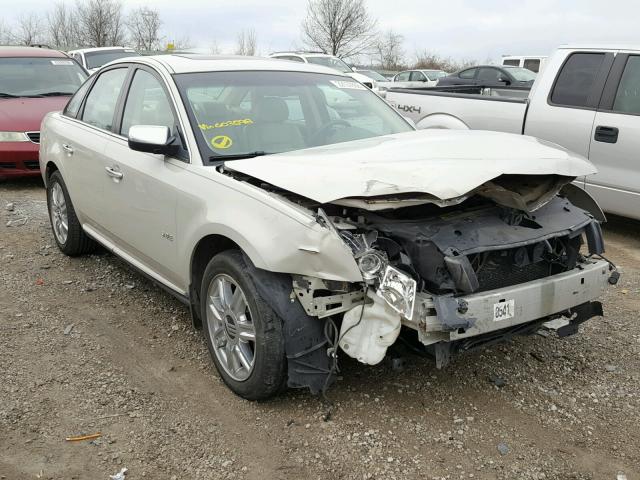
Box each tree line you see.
[0,0,477,72]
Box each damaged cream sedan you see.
[40,55,618,399]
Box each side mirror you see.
[128,125,179,155]
[498,75,511,85]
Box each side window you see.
[550,53,605,108]
[459,68,477,79]
[503,59,520,67]
[278,56,305,63]
[81,68,128,131]
[409,71,426,82]
[477,68,501,82]
[523,59,540,73]
[121,69,176,137]
[64,80,91,118]
[395,72,410,82]
[612,56,640,115]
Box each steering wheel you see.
[309,119,351,145]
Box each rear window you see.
[503,59,520,67]
[613,55,640,115]
[85,50,138,70]
[550,52,606,108]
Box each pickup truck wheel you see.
[46,171,96,256]
[200,251,286,400]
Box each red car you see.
[0,46,88,179]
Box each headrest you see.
[255,97,289,122]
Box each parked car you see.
[501,55,548,73]
[385,45,640,220]
[40,55,616,400]
[437,65,537,88]
[268,51,376,89]
[0,46,88,180]
[392,69,448,88]
[67,47,138,74]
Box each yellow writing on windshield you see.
[199,118,254,130]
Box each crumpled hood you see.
[0,97,69,131]
[226,129,596,205]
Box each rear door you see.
[525,51,615,160]
[59,67,129,228]
[587,53,640,218]
[100,65,188,287]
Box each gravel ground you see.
[1,178,639,480]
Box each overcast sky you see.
[6,0,640,62]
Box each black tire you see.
[200,250,287,400]
[47,170,96,256]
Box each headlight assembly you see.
[377,266,417,320]
[0,132,29,142]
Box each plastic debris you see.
[5,202,15,212]
[65,432,102,442]
[497,442,509,455]
[617,473,627,480]
[109,467,128,480]
[63,324,75,335]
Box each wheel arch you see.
[44,161,60,187]
[416,113,469,130]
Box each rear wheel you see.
[200,251,286,400]
[47,170,96,256]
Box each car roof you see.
[68,46,133,54]
[109,54,346,76]
[558,44,640,52]
[0,46,68,58]
[270,51,331,58]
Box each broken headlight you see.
[376,266,417,321]
[358,251,387,281]
[340,229,416,319]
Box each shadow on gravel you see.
[0,177,44,190]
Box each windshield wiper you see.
[26,92,75,97]
[209,151,271,162]
[0,93,20,98]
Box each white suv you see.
[268,51,377,89]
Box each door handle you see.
[62,144,74,155]
[105,166,123,180]
[594,126,619,144]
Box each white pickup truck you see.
[386,45,640,220]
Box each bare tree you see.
[209,38,221,55]
[235,28,257,56]
[0,20,14,44]
[126,6,162,52]
[375,30,405,70]
[76,0,126,47]
[47,2,80,49]
[15,13,45,46]
[302,0,376,58]
[414,50,476,72]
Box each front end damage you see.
[285,174,617,375]
[223,129,620,393]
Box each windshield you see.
[85,50,138,69]
[174,71,413,161]
[359,70,387,81]
[305,56,353,74]
[425,71,447,81]
[505,67,537,82]
[0,57,87,96]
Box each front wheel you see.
[46,170,96,256]
[200,251,287,400]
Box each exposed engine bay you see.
[277,174,617,369]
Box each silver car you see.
[40,55,617,400]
